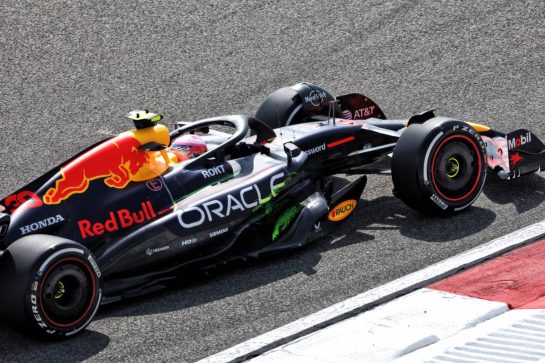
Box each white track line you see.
[198,220,545,363]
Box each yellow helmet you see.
[126,110,163,129]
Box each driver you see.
[169,134,208,162]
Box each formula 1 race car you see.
[1,83,545,339]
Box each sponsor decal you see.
[510,152,524,168]
[179,238,197,247]
[451,124,486,150]
[4,191,43,213]
[20,215,65,235]
[328,199,357,221]
[314,221,321,231]
[178,172,285,229]
[30,279,55,333]
[78,201,156,239]
[44,134,149,205]
[210,227,229,238]
[430,194,448,210]
[201,165,225,179]
[146,178,163,192]
[304,137,354,154]
[352,106,376,119]
[146,245,170,256]
[272,206,301,241]
[304,90,328,107]
[304,143,326,156]
[508,131,532,150]
[30,293,54,333]
[87,255,102,278]
[342,110,352,119]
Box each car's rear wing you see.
[336,93,387,120]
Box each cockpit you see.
[124,110,278,183]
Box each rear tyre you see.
[254,83,338,128]
[255,86,301,128]
[0,235,102,339]
[391,118,487,214]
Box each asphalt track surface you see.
[1,1,544,362]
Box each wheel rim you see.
[431,134,482,202]
[446,156,461,178]
[54,281,66,300]
[40,257,96,328]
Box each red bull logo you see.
[44,135,149,205]
[77,201,157,239]
[510,152,524,168]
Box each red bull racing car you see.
[1,83,545,339]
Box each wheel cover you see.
[39,257,96,328]
[431,134,482,202]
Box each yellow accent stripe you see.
[466,122,491,133]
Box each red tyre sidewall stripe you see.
[430,134,483,202]
[38,256,97,329]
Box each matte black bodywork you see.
[1,85,544,303]
[0,113,404,301]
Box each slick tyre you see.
[254,83,337,128]
[0,235,102,339]
[255,86,302,128]
[391,118,487,214]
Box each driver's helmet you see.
[169,134,208,162]
[126,109,163,129]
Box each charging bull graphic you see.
[43,135,149,205]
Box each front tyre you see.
[391,118,487,214]
[0,235,102,338]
